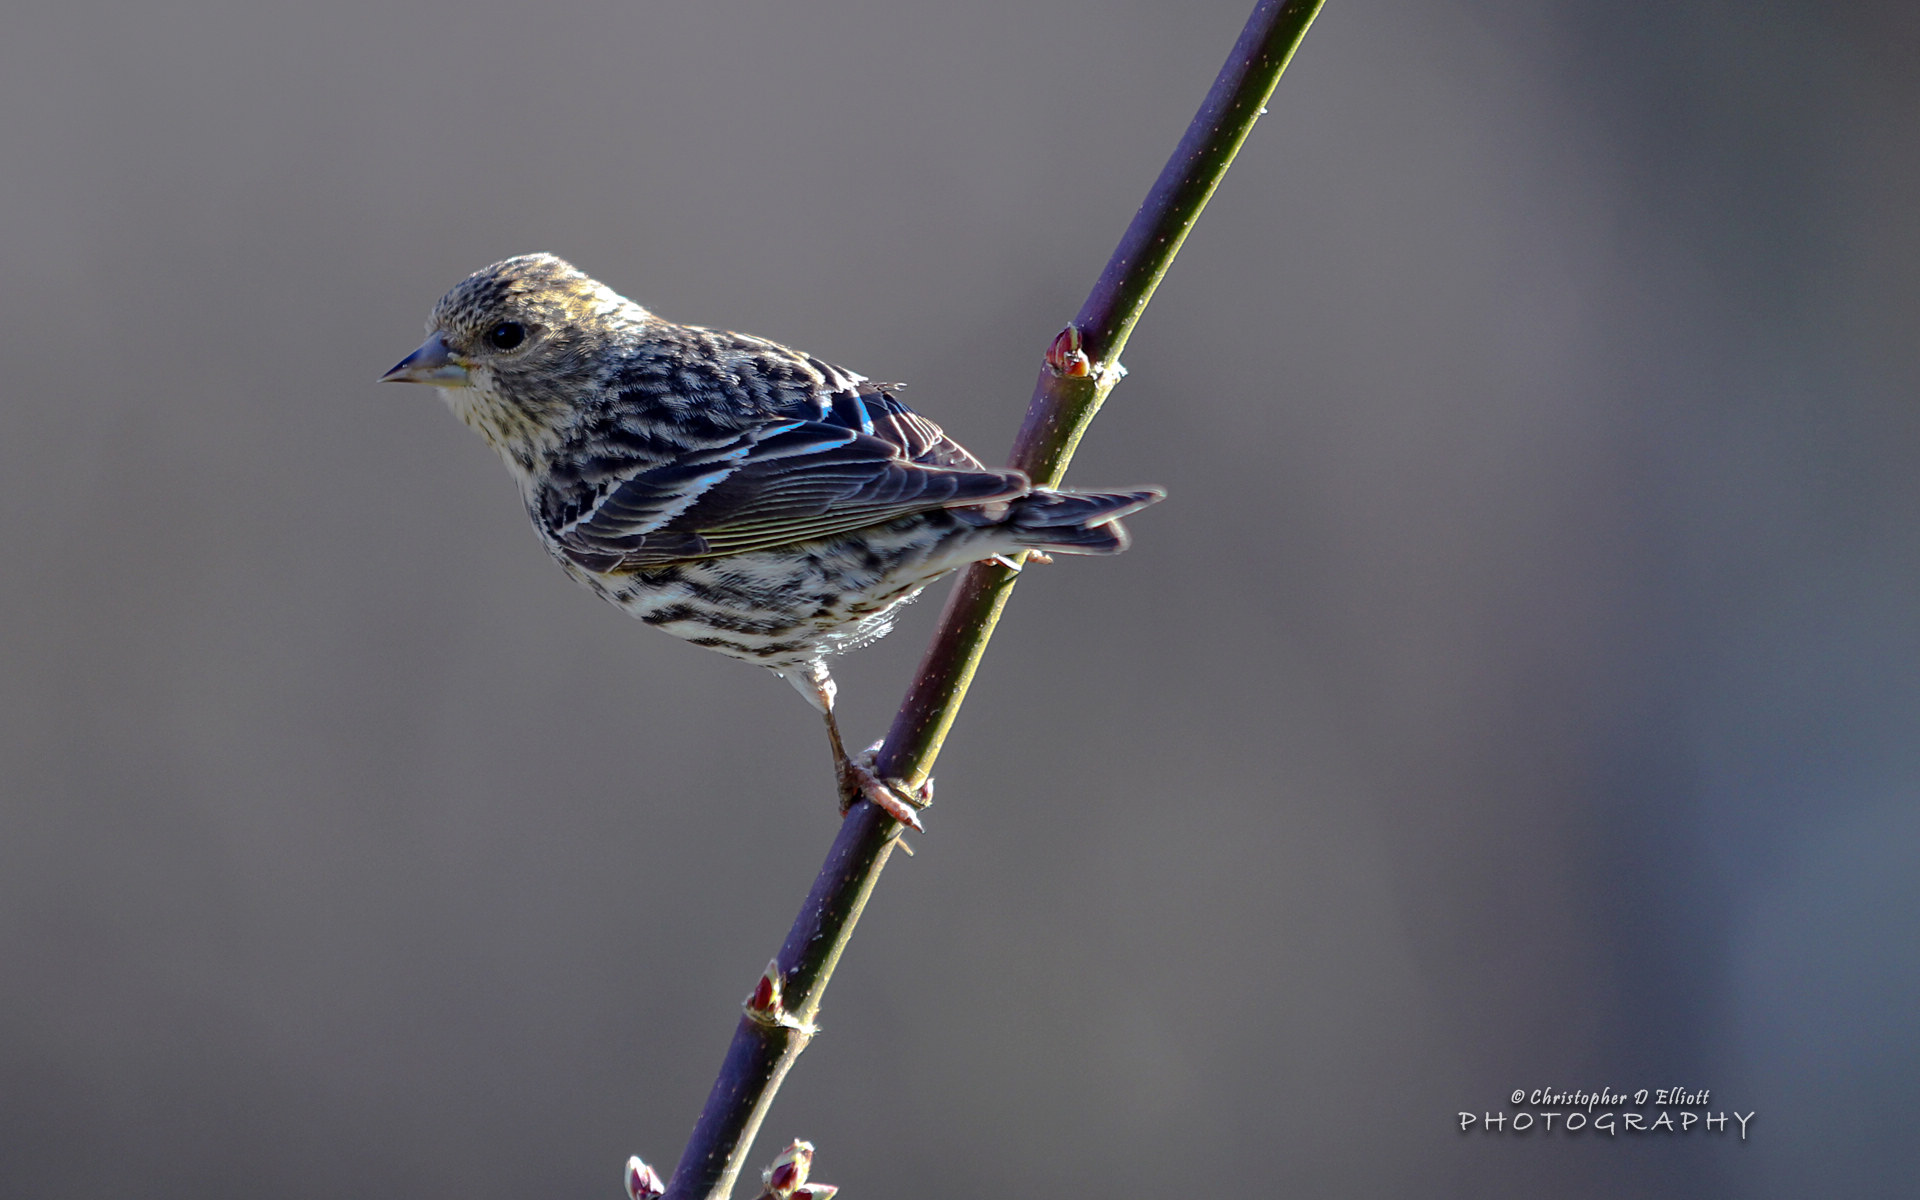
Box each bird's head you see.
[382,253,647,470]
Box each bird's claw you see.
[838,743,933,832]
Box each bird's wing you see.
[547,419,1027,570]
[803,380,988,471]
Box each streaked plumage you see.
[383,254,1161,826]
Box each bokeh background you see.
[4,2,1916,1196]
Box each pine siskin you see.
[382,254,1161,827]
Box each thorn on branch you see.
[626,1156,666,1200]
[757,1139,837,1200]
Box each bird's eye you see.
[485,321,527,351]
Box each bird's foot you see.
[838,742,933,832]
[986,551,1053,572]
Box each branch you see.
[655,4,1324,1197]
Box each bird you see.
[381,253,1161,829]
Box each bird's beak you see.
[379,331,471,386]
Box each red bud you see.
[745,960,785,1022]
[1046,325,1092,377]
[762,1139,815,1196]
[626,1156,666,1200]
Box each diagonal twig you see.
[655,4,1325,1197]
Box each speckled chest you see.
[540,509,991,670]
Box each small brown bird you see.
[383,254,1161,828]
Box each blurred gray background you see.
[3,1,1915,1196]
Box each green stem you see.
[877,0,1324,783]
[659,4,1323,1196]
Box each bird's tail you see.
[1000,486,1165,555]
